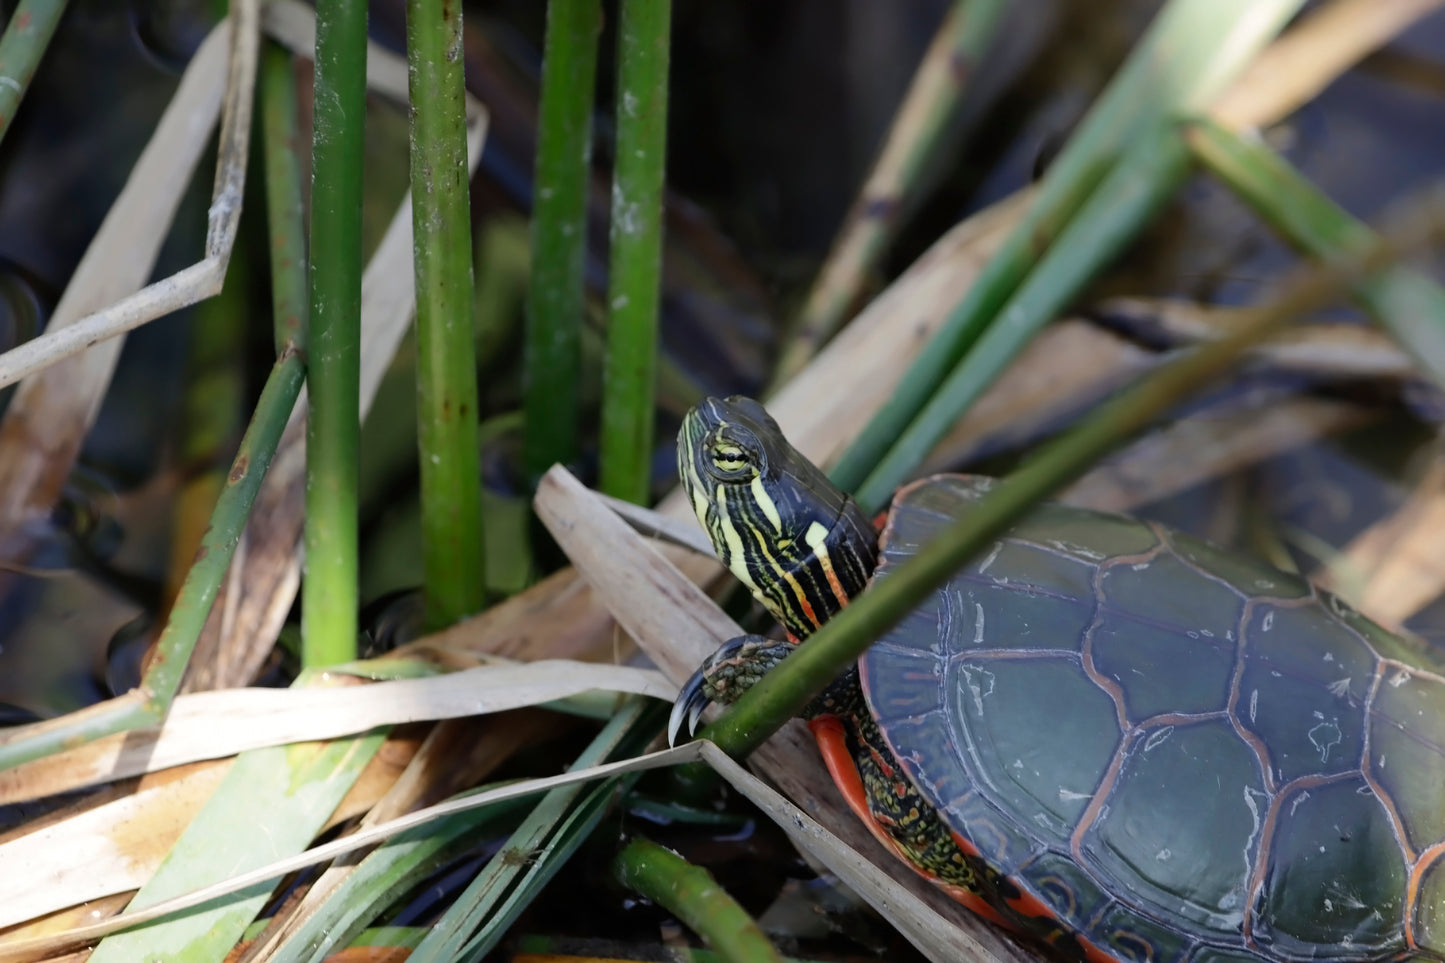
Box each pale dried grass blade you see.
[919,317,1378,503]
[0,745,704,963]
[1096,297,1424,382]
[594,492,717,558]
[0,892,130,952]
[1212,0,1445,130]
[535,467,738,679]
[0,661,668,803]
[0,763,232,930]
[0,0,259,528]
[533,466,1031,963]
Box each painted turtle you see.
[672,395,1445,963]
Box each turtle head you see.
[678,396,877,637]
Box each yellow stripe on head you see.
[750,474,783,534]
[805,520,851,609]
[715,485,762,595]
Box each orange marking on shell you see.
[809,717,1009,928]
[934,881,1010,927]
[947,828,1121,963]
[1405,840,1445,949]
[810,724,1125,962]
[1006,879,1067,921]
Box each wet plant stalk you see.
[614,838,783,963]
[600,0,671,504]
[772,0,1008,388]
[261,40,307,353]
[304,0,367,666]
[408,0,486,627]
[1185,116,1445,389]
[828,0,1305,496]
[167,233,249,609]
[0,0,68,148]
[704,192,1445,758]
[523,0,602,481]
[144,349,307,713]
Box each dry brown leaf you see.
[0,661,668,804]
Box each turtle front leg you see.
[668,634,793,745]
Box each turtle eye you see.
[706,429,763,481]
[712,443,748,472]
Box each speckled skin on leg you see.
[702,646,979,889]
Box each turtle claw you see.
[668,661,713,746]
[668,634,793,746]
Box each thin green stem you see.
[0,0,68,148]
[599,0,671,504]
[408,0,485,627]
[145,348,307,712]
[854,126,1190,512]
[613,838,783,963]
[167,226,249,605]
[828,0,1304,495]
[1186,116,1445,390]
[703,190,1445,758]
[261,40,308,353]
[303,0,368,666]
[523,0,602,481]
[0,695,156,771]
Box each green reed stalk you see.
[599,0,671,504]
[523,0,602,481]
[262,41,307,354]
[407,0,486,626]
[303,0,368,665]
[614,838,784,963]
[0,0,69,148]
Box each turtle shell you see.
[860,475,1445,963]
